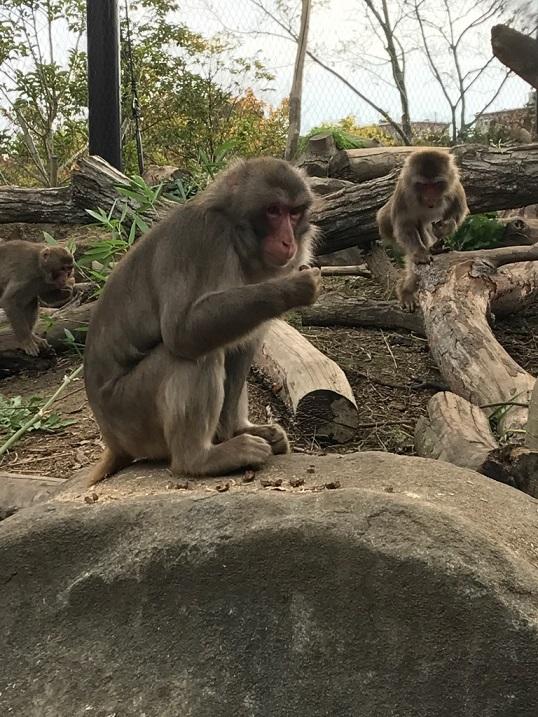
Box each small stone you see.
[260,478,283,488]
[325,481,341,490]
[242,470,256,483]
[290,478,305,488]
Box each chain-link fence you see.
[185,0,536,138]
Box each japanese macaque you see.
[376,149,468,310]
[84,157,321,485]
[0,241,74,355]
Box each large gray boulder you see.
[1,451,538,716]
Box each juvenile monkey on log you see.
[84,157,321,485]
[0,240,74,355]
[376,149,468,309]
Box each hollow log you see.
[256,319,359,443]
[299,293,425,335]
[491,25,538,90]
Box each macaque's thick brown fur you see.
[0,240,74,355]
[377,149,468,309]
[84,157,322,485]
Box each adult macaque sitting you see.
[84,157,321,485]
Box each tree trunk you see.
[491,25,538,90]
[285,0,311,161]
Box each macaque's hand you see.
[285,266,321,308]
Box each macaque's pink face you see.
[262,203,305,267]
[415,181,447,209]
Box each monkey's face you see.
[40,247,75,288]
[415,180,448,209]
[259,202,309,267]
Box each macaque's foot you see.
[20,334,50,356]
[430,242,449,255]
[223,433,273,468]
[397,288,417,312]
[238,423,290,455]
[410,250,432,265]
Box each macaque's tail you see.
[86,447,132,487]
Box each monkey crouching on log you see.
[0,240,74,355]
[376,149,468,310]
[84,157,322,486]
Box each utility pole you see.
[86,0,122,170]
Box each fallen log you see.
[256,319,359,443]
[413,244,538,441]
[299,293,425,335]
[3,146,538,256]
[415,392,538,498]
[329,145,429,182]
[491,25,538,90]
[415,392,498,472]
[0,185,83,224]
[0,156,176,226]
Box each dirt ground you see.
[1,275,537,480]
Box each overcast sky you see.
[180,0,532,129]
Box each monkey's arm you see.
[442,184,469,233]
[161,271,318,360]
[1,286,46,355]
[393,221,431,264]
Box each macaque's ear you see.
[39,247,51,263]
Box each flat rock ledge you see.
[1,451,538,716]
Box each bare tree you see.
[248,0,411,144]
[412,0,511,141]
[341,0,413,143]
[285,0,311,159]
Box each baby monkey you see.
[377,148,468,309]
[0,240,74,355]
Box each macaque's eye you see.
[267,204,281,218]
[290,206,304,219]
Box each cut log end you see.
[296,391,359,444]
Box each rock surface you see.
[1,451,538,716]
